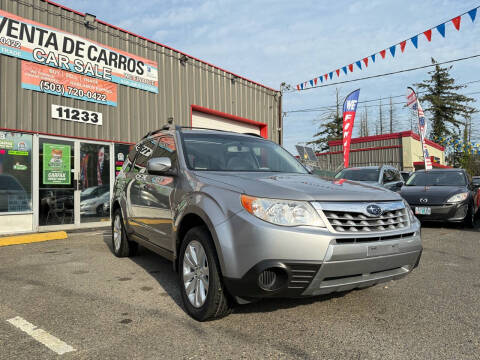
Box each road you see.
[0,225,479,359]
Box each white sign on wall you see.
[51,104,103,126]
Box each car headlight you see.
[446,192,468,203]
[241,195,325,227]
[403,200,416,223]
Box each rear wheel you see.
[179,227,231,321]
[112,208,138,257]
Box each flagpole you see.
[407,87,432,171]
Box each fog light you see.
[258,268,287,291]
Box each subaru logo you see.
[420,198,428,203]
[366,204,382,217]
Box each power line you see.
[285,54,480,93]
[284,81,480,114]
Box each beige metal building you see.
[0,0,281,234]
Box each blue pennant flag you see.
[309,80,314,87]
[329,71,333,80]
[468,8,477,22]
[411,35,418,48]
[436,23,445,37]
[355,61,362,70]
[319,76,323,83]
[371,54,376,63]
[389,45,396,57]
[342,66,347,75]
[300,83,304,90]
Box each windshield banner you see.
[407,87,432,170]
[0,9,158,93]
[342,89,360,168]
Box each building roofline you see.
[327,131,445,151]
[43,0,279,93]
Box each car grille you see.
[286,263,321,290]
[324,209,409,233]
[335,232,415,244]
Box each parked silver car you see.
[111,128,422,321]
[335,165,404,192]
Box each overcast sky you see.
[58,0,480,153]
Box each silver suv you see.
[111,128,422,321]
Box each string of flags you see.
[295,6,479,91]
[433,135,480,155]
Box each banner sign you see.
[0,9,158,93]
[43,143,71,185]
[407,87,432,170]
[342,89,360,168]
[22,61,117,106]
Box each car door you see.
[128,134,177,252]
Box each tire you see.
[179,226,232,321]
[464,202,475,228]
[96,205,103,217]
[112,208,138,257]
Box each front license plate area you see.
[415,206,431,215]
[368,244,400,257]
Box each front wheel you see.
[464,202,475,228]
[112,209,138,257]
[179,227,231,321]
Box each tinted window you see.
[132,139,157,173]
[150,134,177,166]
[182,132,307,173]
[336,168,380,182]
[406,171,467,186]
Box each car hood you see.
[195,172,401,202]
[400,185,467,205]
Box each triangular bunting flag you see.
[424,29,432,41]
[296,84,300,90]
[363,57,368,67]
[452,16,461,30]
[468,8,477,22]
[371,54,376,63]
[400,40,406,52]
[336,69,340,77]
[355,60,362,70]
[348,64,353,72]
[411,35,418,48]
[342,66,347,75]
[314,78,318,85]
[309,80,314,87]
[300,83,304,90]
[436,23,445,37]
[389,45,396,57]
[324,74,328,81]
[380,49,386,59]
[319,76,323,83]
[329,72,333,80]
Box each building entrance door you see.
[37,136,113,231]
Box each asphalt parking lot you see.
[0,225,479,360]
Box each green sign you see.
[0,139,14,149]
[43,143,71,185]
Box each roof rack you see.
[177,126,262,137]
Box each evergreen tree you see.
[308,89,343,151]
[415,58,477,140]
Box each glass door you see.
[79,142,111,224]
[38,137,75,227]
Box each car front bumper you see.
[412,201,468,222]
[216,210,422,299]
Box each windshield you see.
[405,171,466,186]
[335,168,380,182]
[181,132,308,173]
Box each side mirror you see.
[147,157,172,174]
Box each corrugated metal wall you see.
[0,0,281,143]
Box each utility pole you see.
[378,99,383,134]
[389,96,394,133]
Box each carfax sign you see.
[43,143,71,185]
[0,9,158,93]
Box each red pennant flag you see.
[314,78,318,85]
[380,49,386,59]
[363,57,368,67]
[336,69,340,77]
[324,74,328,81]
[424,29,432,41]
[452,16,461,30]
[296,84,300,90]
[348,64,353,72]
[400,40,407,52]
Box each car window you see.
[132,139,157,173]
[150,134,177,168]
[406,171,467,186]
[336,168,380,182]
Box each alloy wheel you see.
[183,240,209,308]
[113,214,122,252]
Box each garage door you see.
[192,111,261,135]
